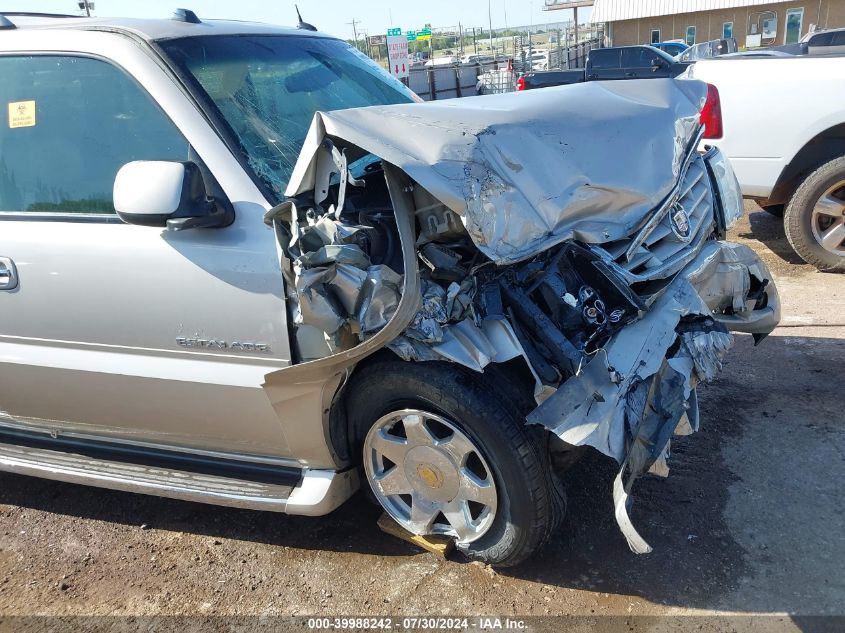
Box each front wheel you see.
[784,156,845,272]
[345,357,563,567]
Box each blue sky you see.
[2,1,591,41]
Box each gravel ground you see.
[0,204,843,628]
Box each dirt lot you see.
[0,203,843,627]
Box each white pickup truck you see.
[688,55,845,272]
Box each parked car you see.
[424,55,460,67]
[460,53,494,65]
[676,38,737,62]
[518,45,688,90]
[802,26,845,54]
[771,26,845,56]
[652,41,688,56]
[688,55,845,271]
[0,12,780,566]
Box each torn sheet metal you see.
[527,240,780,553]
[286,79,708,265]
[388,279,524,373]
[282,196,407,358]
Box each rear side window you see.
[622,47,659,67]
[0,55,189,215]
[589,49,621,69]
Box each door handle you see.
[625,72,635,77]
[0,257,18,290]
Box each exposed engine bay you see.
[266,79,781,553]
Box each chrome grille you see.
[597,155,715,288]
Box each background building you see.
[592,0,845,48]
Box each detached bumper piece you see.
[528,240,779,553]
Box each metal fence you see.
[406,37,603,100]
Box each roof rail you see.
[0,14,15,29]
[173,8,201,24]
[0,12,81,18]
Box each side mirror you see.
[651,57,666,69]
[113,161,234,230]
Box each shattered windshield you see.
[160,35,416,202]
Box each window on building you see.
[0,56,190,215]
[651,29,660,44]
[785,8,804,44]
[747,11,778,47]
[723,22,733,40]
[686,25,697,46]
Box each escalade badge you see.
[176,337,270,353]
[669,202,692,242]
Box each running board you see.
[0,439,358,516]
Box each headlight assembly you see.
[704,147,744,232]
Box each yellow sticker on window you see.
[8,100,36,129]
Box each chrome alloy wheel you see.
[811,180,845,256]
[363,409,498,544]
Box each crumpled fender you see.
[527,240,780,552]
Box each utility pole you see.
[361,29,371,57]
[528,0,533,64]
[347,19,361,52]
[488,0,494,56]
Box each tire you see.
[344,356,563,567]
[784,156,845,272]
[761,204,784,218]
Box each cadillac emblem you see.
[669,202,692,241]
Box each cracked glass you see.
[161,35,416,203]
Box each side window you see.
[623,47,658,68]
[590,49,621,69]
[0,55,190,215]
[810,31,834,46]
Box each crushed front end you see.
[269,79,780,552]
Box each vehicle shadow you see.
[737,209,807,266]
[0,334,842,615]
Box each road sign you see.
[417,27,432,41]
[387,28,401,36]
[406,30,417,41]
[387,34,410,79]
[369,34,387,46]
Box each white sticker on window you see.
[8,100,36,128]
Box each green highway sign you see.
[387,28,401,36]
[406,30,417,41]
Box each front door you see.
[0,53,295,459]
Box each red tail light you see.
[516,76,526,91]
[700,83,723,139]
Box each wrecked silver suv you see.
[0,16,778,568]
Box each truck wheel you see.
[345,357,562,567]
[784,156,845,272]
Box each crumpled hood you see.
[286,78,708,264]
